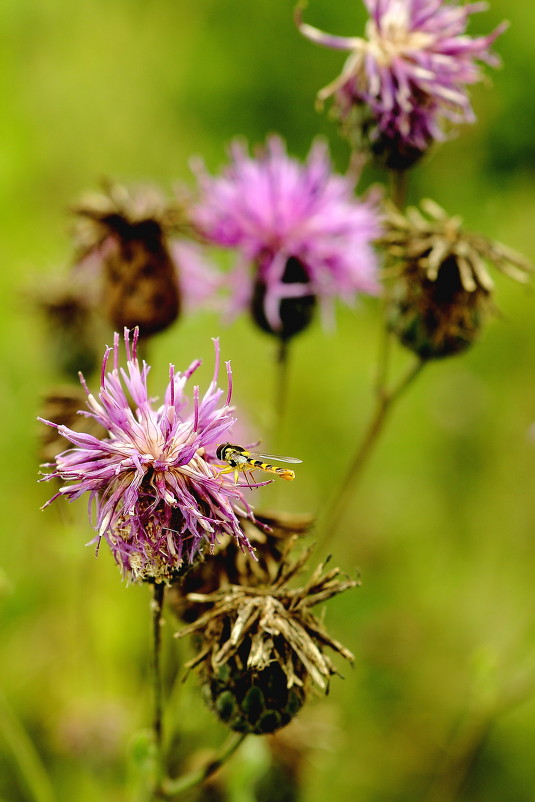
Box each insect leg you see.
[215,465,233,478]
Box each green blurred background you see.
[1,0,534,800]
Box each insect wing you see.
[247,451,302,464]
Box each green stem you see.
[0,693,56,802]
[161,732,247,797]
[319,358,425,546]
[389,168,409,208]
[273,338,290,446]
[374,306,393,400]
[315,164,415,544]
[152,582,165,791]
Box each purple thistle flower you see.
[40,329,255,582]
[192,136,381,338]
[297,0,507,165]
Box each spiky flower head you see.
[297,1,507,168]
[177,547,356,734]
[382,199,531,358]
[192,136,381,339]
[40,329,255,582]
[73,182,219,337]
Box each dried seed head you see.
[32,278,101,379]
[176,547,356,734]
[381,200,532,359]
[388,253,489,359]
[73,182,186,338]
[39,387,106,463]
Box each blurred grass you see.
[1,0,534,800]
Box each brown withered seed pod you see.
[380,200,532,360]
[177,548,356,735]
[73,183,184,338]
[101,217,181,336]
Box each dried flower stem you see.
[374,304,393,399]
[152,582,165,789]
[423,712,496,802]
[319,357,425,545]
[160,733,247,797]
[317,159,419,544]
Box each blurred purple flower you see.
[297,0,507,160]
[192,136,381,337]
[169,240,224,313]
[40,329,254,582]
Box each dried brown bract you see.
[176,546,357,735]
[31,275,101,379]
[169,511,314,624]
[381,199,532,359]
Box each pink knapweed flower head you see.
[192,136,381,339]
[297,0,507,167]
[40,329,254,582]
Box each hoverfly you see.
[215,443,302,483]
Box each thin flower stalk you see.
[0,693,57,802]
[319,356,425,546]
[152,583,165,791]
[160,733,247,798]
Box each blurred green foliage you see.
[1,1,534,800]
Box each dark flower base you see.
[251,257,316,341]
[205,660,306,735]
[389,257,486,360]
